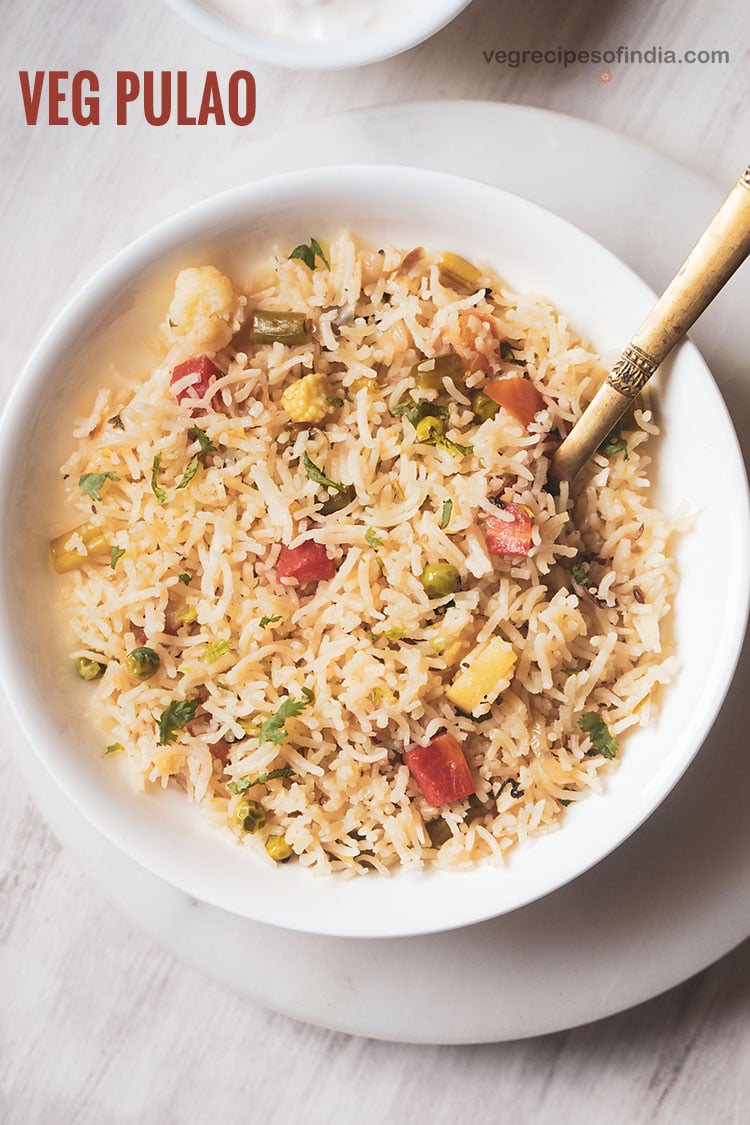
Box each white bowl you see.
[163,0,474,69]
[1,166,748,938]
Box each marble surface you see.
[2,0,749,1119]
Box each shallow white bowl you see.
[163,0,473,70]
[1,166,748,938]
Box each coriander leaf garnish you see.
[150,454,167,504]
[326,396,344,408]
[405,402,449,428]
[158,698,197,745]
[436,436,473,459]
[227,767,295,795]
[392,398,416,417]
[176,455,200,490]
[600,423,628,458]
[79,472,119,502]
[104,742,124,756]
[440,499,453,530]
[178,573,192,585]
[289,237,330,271]
[258,694,313,747]
[301,686,314,703]
[259,614,282,628]
[303,452,345,493]
[189,425,218,454]
[500,341,525,363]
[571,562,589,586]
[578,712,618,759]
[205,638,231,663]
[365,528,384,549]
[110,546,125,570]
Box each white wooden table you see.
[2,0,748,1120]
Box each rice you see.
[55,233,679,874]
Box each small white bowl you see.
[0,166,748,938]
[163,0,474,69]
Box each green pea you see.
[471,391,500,422]
[265,834,294,862]
[126,646,160,681]
[420,563,461,598]
[415,415,446,443]
[234,799,266,833]
[75,656,106,681]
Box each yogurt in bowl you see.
[163,0,474,68]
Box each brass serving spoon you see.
[549,164,750,491]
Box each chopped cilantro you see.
[303,452,345,493]
[110,546,125,570]
[79,472,119,502]
[326,396,344,408]
[227,767,295,795]
[405,402,448,428]
[370,627,405,641]
[205,638,231,663]
[578,712,618,759]
[189,425,217,454]
[258,694,313,747]
[599,423,628,458]
[571,562,589,586]
[259,614,282,628]
[436,436,473,459]
[440,499,453,530]
[178,573,192,585]
[150,454,166,504]
[158,699,197,745]
[288,237,330,271]
[365,528,384,549]
[392,398,416,417]
[500,341,524,363]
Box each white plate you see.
[3,102,750,1041]
[2,162,746,939]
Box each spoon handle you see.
[550,164,750,490]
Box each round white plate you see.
[4,101,749,1042]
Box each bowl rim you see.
[1,163,748,937]
[162,0,474,70]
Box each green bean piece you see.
[252,310,308,345]
[426,818,453,848]
[126,647,160,681]
[415,415,447,443]
[265,834,294,862]
[412,352,464,391]
[319,484,356,515]
[471,391,500,422]
[75,656,106,681]
[234,799,267,833]
[420,563,461,598]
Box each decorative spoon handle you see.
[550,164,750,490]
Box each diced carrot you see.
[484,376,545,429]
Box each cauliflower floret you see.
[280,373,331,424]
[165,266,245,355]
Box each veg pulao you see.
[52,233,679,873]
